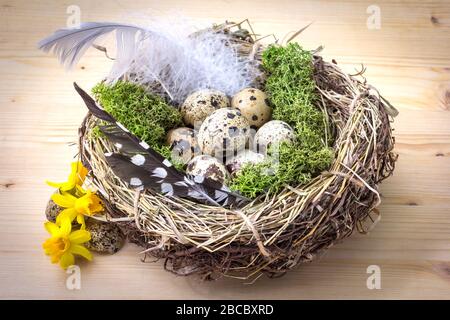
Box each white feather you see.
[127,19,260,103]
[38,22,145,76]
[39,18,261,104]
[108,27,143,82]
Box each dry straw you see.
[79,21,398,281]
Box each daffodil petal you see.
[51,255,61,264]
[56,208,77,225]
[69,162,88,186]
[59,252,75,269]
[76,163,88,183]
[46,180,64,188]
[76,214,86,228]
[42,239,53,254]
[44,221,60,236]
[90,194,104,213]
[55,213,62,225]
[59,183,75,192]
[75,185,87,196]
[69,229,91,244]
[71,244,93,261]
[59,217,72,237]
[51,192,77,208]
[70,162,79,172]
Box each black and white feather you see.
[74,83,247,207]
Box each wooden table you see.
[1,0,449,299]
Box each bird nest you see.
[78,22,398,281]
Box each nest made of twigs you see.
[78,21,398,281]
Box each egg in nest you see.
[198,108,251,158]
[180,89,230,127]
[226,150,266,176]
[166,127,201,164]
[254,120,296,154]
[231,88,272,129]
[186,155,229,185]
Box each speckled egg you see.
[85,220,125,254]
[45,191,79,226]
[45,192,64,223]
[166,127,201,164]
[186,155,230,185]
[198,108,251,158]
[231,88,272,129]
[254,120,296,153]
[226,150,266,176]
[180,89,230,127]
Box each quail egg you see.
[254,120,296,154]
[180,89,230,127]
[226,150,266,176]
[45,191,81,226]
[198,108,251,158]
[231,88,272,129]
[45,191,64,223]
[166,127,201,164]
[85,220,125,254]
[186,155,230,185]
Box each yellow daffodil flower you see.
[43,216,92,269]
[52,188,104,228]
[47,161,88,192]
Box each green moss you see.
[262,43,331,145]
[229,162,277,198]
[92,81,182,147]
[230,43,334,197]
[230,143,333,198]
[91,81,184,170]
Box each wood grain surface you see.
[0,0,449,299]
